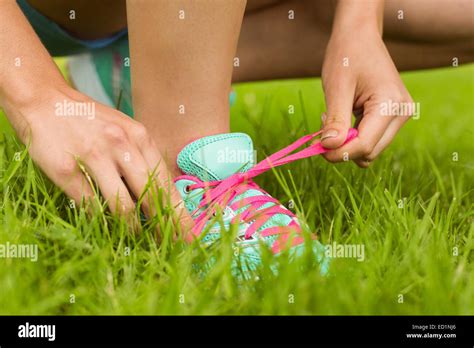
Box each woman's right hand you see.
[5,86,192,229]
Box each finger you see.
[89,161,136,216]
[114,146,154,217]
[320,75,356,149]
[49,157,95,207]
[128,128,194,233]
[59,172,95,207]
[323,97,395,163]
[355,115,410,166]
[354,159,371,168]
[141,141,195,233]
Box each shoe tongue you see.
[177,133,255,181]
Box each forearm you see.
[0,1,68,123]
[332,0,384,35]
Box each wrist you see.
[1,83,73,142]
[332,0,384,36]
[1,79,73,118]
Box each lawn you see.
[0,62,473,315]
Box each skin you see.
[233,0,474,167]
[235,0,474,81]
[0,0,192,231]
[24,0,473,170]
[0,0,472,230]
[319,0,409,168]
[126,0,246,177]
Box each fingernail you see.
[321,129,339,140]
[321,113,327,123]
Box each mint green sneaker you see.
[173,129,360,278]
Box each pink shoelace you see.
[186,128,358,253]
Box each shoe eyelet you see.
[184,185,191,194]
[212,210,228,218]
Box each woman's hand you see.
[320,1,414,167]
[7,86,192,228]
[0,1,192,232]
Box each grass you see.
[0,62,473,315]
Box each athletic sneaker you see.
[174,128,358,278]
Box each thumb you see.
[320,80,355,149]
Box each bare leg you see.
[28,0,473,165]
[28,0,473,80]
[126,0,246,176]
[234,0,474,82]
[383,0,474,70]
